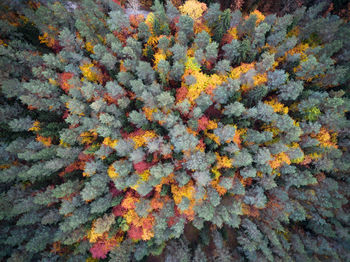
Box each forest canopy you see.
[0,0,349,261]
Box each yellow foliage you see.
[141,226,154,241]
[230,63,255,80]
[286,26,300,38]
[288,143,305,163]
[103,137,118,148]
[145,12,155,33]
[80,63,102,83]
[277,43,309,65]
[88,227,104,243]
[179,0,207,20]
[253,73,268,86]
[211,167,221,179]
[206,132,220,145]
[308,152,323,160]
[264,98,289,114]
[140,170,151,181]
[131,170,151,191]
[226,27,238,40]
[171,180,195,205]
[207,120,218,130]
[80,131,98,144]
[250,10,265,25]
[186,127,198,137]
[155,173,175,193]
[131,131,157,149]
[107,165,118,179]
[184,70,225,102]
[124,210,139,225]
[86,258,98,262]
[85,42,95,53]
[147,36,158,47]
[39,32,55,48]
[0,39,8,47]
[49,78,58,86]
[185,57,201,71]
[143,107,158,121]
[153,51,167,70]
[29,121,40,132]
[59,139,70,147]
[215,153,233,169]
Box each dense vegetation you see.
[0,0,349,261]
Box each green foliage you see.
[0,1,349,261]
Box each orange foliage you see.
[221,27,238,44]
[121,193,139,210]
[250,10,265,25]
[215,153,233,169]
[150,193,164,210]
[242,203,260,217]
[312,127,338,148]
[210,179,227,196]
[155,173,175,193]
[129,14,145,28]
[36,135,52,147]
[194,20,212,35]
[59,72,75,93]
[233,129,243,149]
[269,152,291,169]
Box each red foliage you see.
[128,224,143,240]
[52,40,63,53]
[112,0,126,7]
[90,239,117,259]
[121,128,144,139]
[109,182,124,197]
[133,161,153,174]
[170,17,180,32]
[221,32,234,45]
[63,161,82,174]
[59,72,74,93]
[27,105,38,110]
[197,116,209,131]
[204,105,222,119]
[167,216,178,227]
[78,152,94,161]
[62,109,69,120]
[167,206,181,227]
[176,85,188,102]
[113,205,127,216]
